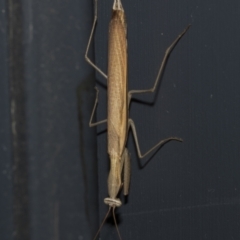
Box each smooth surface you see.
[22,0,98,239]
[95,0,240,239]
[0,1,14,240]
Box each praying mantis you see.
[85,0,190,239]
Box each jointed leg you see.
[85,0,108,79]
[128,25,190,104]
[89,87,107,127]
[128,119,182,159]
[121,148,131,196]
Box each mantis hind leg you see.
[128,119,182,159]
[128,25,190,105]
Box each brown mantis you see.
[85,0,190,239]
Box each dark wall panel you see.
[2,0,98,239]
[0,1,14,240]
[21,0,98,239]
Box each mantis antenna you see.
[93,207,122,240]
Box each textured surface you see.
[107,10,127,159]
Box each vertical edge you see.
[0,1,14,240]
[7,0,30,240]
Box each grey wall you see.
[1,0,98,239]
[0,1,13,239]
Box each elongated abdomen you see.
[107,9,128,159]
